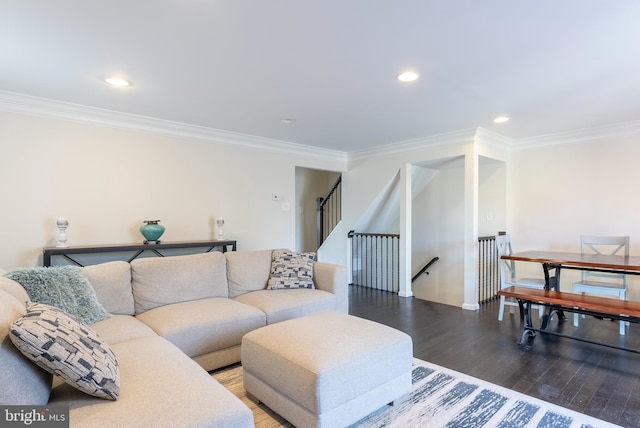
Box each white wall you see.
[294,167,341,253]
[507,134,640,299]
[411,165,465,305]
[409,155,505,307]
[342,126,640,308]
[0,110,345,268]
[478,160,507,237]
[342,130,482,306]
[5,104,640,307]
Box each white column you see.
[399,163,413,297]
[462,145,480,310]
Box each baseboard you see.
[462,302,480,311]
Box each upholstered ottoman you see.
[241,311,413,428]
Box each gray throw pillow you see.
[10,302,119,401]
[5,266,109,325]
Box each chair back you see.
[580,235,629,285]
[495,234,516,288]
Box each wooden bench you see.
[498,286,640,353]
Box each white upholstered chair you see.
[572,235,629,335]
[496,234,546,321]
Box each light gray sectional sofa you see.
[0,249,348,427]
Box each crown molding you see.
[2,90,638,161]
[348,127,516,162]
[511,120,640,149]
[473,127,513,148]
[348,128,482,161]
[0,90,347,163]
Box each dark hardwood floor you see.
[349,285,640,428]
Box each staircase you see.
[316,175,342,248]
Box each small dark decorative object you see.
[140,220,165,244]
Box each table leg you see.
[542,263,560,291]
[518,299,536,344]
[542,263,566,323]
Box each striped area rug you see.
[212,358,620,428]
[351,359,620,428]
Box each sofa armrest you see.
[313,262,349,313]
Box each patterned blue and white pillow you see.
[9,302,119,400]
[267,250,315,289]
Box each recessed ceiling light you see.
[396,71,419,82]
[493,116,510,123]
[103,76,132,87]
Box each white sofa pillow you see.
[0,276,30,304]
[84,261,134,316]
[131,252,228,314]
[226,249,272,298]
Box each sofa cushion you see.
[0,289,52,405]
[5,266,109,325]
[0,276,30,304]
[267,250,315,290]
[313,262,349,313]
[91,315,157,346]
[84,261,134,315]
[0,276,31,304]
[226,249,272,298]
[48,335,254,428]
[135,297,265,358]
[9,302,120,400]
[131,252,228,314]
[234,289,336,324]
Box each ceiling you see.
[2,1,640,153]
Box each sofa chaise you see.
[0,249,348,427]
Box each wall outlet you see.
[272,193,280,201]
[282,202,291,211]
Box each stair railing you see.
[478,234,503,304]
[348,230,400,292]
[411,256,440,282]
[316,175,342,247]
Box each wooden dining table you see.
[501,250,640,291]
[500,251,640,351]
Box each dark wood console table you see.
[43,240,237,267]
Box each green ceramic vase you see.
[140,220,165,243]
